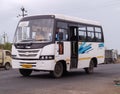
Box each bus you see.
[12,14,104,78]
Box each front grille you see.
[19,54,37,57]
[18,49,39,58]
[18,50,39,53]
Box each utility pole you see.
[17,7,28,18]
[3,32,5,44]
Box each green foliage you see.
[0,44,3,49]
[0,42,12,51]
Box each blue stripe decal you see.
[78,42,92,54]
[98,43,104,48]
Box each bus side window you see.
[95,27,102,42]
[87,26,95,42]
[78,25,86,41]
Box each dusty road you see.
[0,63,120,94]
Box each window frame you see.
[55,19,104,43]
[56,21,69,41]
[78,25,87,42]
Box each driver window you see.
[56,22,68,41]
[56,28,68,41]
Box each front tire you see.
[84,60,94,74]
[51,62,63,78]
[19,69,32,77]
[5,63,11,70]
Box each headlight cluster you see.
[39,55,54,60]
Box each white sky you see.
[0,0,120,53]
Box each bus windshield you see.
[14,19,54,43]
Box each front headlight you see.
[39,55,54,60]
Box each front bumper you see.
[12,59,55,71]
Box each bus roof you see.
[54,14,101,26]
[21,14,101,26]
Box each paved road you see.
[0,64,120,94]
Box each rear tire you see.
[84,60,94,74]
[19,69,32,77]
[5,63,11,70]
[51,62,63,78]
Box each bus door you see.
[69,26,78,69]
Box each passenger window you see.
[87,26,94,31]
[95,33,102,42]
[95,27,101,32]
[95,27,102,42]
[87,31,94,41]
[87,26,95,42]
[78,26,86,41]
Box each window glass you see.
[56,28,68,41]
[78,31,86,41]
[56,22,68,41]
[57,22,68,29]
[95,27,101,33]
[87,26,94,31]
[78,25,86,41]
[6,51,11,56]
[95,27,102,42]
[87,31,94,41]
[14,19,54,43]
[95,32,102,42]
[78,26,86,31]
[87,26,95,42]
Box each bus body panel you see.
[78,42,104,68]
[12,44,56,71]
[12,59,55,70]
[55,41,71,71]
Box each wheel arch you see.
[4,62,11,66]
[56,60,67,72]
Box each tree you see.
[0,44,3,49]
[3,42,12,51]
[0,42,12,51]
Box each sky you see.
[0,0,120,53]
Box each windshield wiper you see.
[36,39,49,41]
[20,39,35,42]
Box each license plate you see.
[21,64,32,68]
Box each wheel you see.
[19,69,32,77]
[84,60,94,74]
[5,63,11,70]
[52,62,63,78]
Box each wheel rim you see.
[5,63,11,70]
[54,63,63,77]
